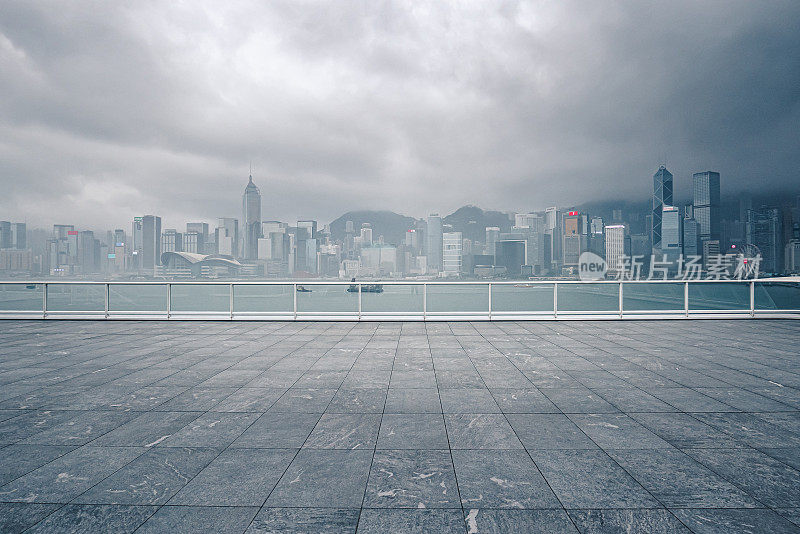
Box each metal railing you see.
[0,280,798,321]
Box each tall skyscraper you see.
[562,211,588,267]
[442,231,463,276]
[747,207,782,273]
[11,223,26,249]
[0,222,11,249]
[605,224,629,273]
[693,171,721,244]
[545,207,562,271]
[242,175,262,260]
[141,215,162,271]
[132,217,143,259]
[683,216,700,257]
[426,213,443,272]
[661,206,682,263]
[651,166,674,254]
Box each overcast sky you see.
[1,1,798,231]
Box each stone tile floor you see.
[0,319,798,533]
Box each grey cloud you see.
[0,0,798,232]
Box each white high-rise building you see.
[605,224,629,274]
[442,231,462,276]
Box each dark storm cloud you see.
[1,0,798,231]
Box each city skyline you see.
[2,2,800,228]
[5,166,800,278]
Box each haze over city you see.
[2,1,799,231]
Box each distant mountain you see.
[443,205,513,242]
[329,210,419,245]
[329,205,515,245]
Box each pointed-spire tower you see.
[242,172,262,261]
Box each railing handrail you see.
[0,279,797,321]
[0,278,794,285]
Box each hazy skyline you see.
[1,1,799,231]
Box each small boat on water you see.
[296,286,312,293]
[346,278,383,293]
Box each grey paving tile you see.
[327,388,387,413]
[695,387,796,412]
[685,448,800,508]
[267,449,372,508]
[649,388,735,412]
[269,388,337,412]
[376,413,449,449]
[105,386,186,410]
[693,412,800,448]
[168,448,295,506]
[567,509,690,533]
[137,505,259,533]
[162,412,259,447]
[444,413,523,449]
[762,447,800,471]
[608,448,759,508]
[20,411,134,446]
[231,412,321,448]
[0,444,74,485]
[389,371,437,388]
[365,449,459,508]
[384,388,441,413]
[529,449,659,508]
[452,449,560,509]
[0,446,143,503]
[777,508,800,528]
[23,504,157,533]
[630,412,745,448]
[490,388,559,413]
[463,509,578,533]
[540,388,620,413]
[0,503,60,534]
[357,509,464,533]
[303,413,381,449]
[0,410,80,444]
[247,507,359,533]
[439,388,501,413]
[91,411,202,447]
[211,388,286,412]
[568,413,673,449]
[593,387,678,412]
[157,387,237,411]
[73,447,218,505]
[506,414,598,450]
[671,508,800,534]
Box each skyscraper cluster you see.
[3,169,799,279]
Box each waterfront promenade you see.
[1,320,799,533]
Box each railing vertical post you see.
[166,283,171,320]
[293,283,298,320]
[104,283,109,319]
[229,283,234,320]
[42,283,47,319]
[358,284,362,321]
[618,282,623,319]
[553,282,558,319]
[488,282,492,321]
[423,283,427,321]
[750,281,755,318]
[684,282,689,318]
